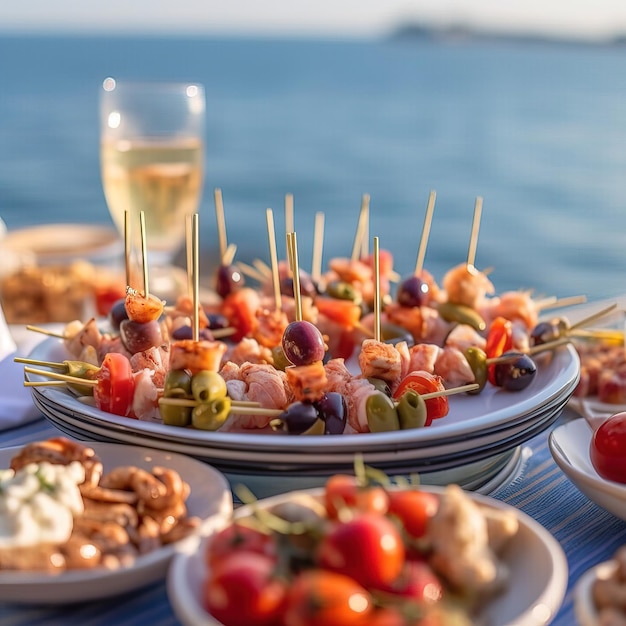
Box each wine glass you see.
[99,77,205,297]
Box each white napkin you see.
[0,303,42,430]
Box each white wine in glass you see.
[100,78,205,293]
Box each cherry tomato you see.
[315,297,362,330]
[94,283,126,318]
[282,570,374,626]
[590,411,626,483]
[485,316,514,385]
[205,523,276,569]
[203,552,286,626]
[221,287,260,342]
[317,512,405,589]
[376,560,444,605]
[392,372,448,426]
[94,352,135,416]
[324,474,390,520]
[367,607,409,626]
[387,489,439,539]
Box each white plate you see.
[167,486,568,626]
[25,338,579,455]
[575,559,617,626]
[0,441,233,604]
[549,419,626,520]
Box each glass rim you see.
[101,77,205,94]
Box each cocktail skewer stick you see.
[467,196,483,270]
[124,210,131,287]
[266,208,282,311]
[192,213,200,342]
[536,294,587,311]
[237,262,267,283]
[253,259,272,278]
[223,243,237,266]
[373,236,381,343]
[25,325,66,339]
[185,214,193,298]
[285,193,294,236]
[139,211,149,297]
[287,232,303,322]
[351,193,370,262]
[414,190,436,277]
[311,211,325,285]
[569,303,618,331]
[24,367,97,387]
[214,188,228,263]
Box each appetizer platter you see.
[20,195,587,494]
[167,480,568,626]
[0,439,232,604]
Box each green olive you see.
[366,391,400,433]
[438,302,486,332]
[271,345,292,372]
[301,418,326,435]
[396,390,427,429]
[163,369,193,398]
[160,402,192,427]
[325,280,362,304]
[367,377,391,396]
[191,370,227,403]
[464,346,488,394]
[192,397,232,430]
[63,361,100,396]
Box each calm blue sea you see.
[2,33,626,303]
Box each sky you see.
[3,0,626,41]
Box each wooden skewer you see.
[421,383,480,399]
[351,194,370,262]
[185,214,193,298]
[124,210,131,288]
[266,208,282,312]
[158,397,281,416]
[214,188,228,263]
[139,210,149,297]
[537,294,587,311]
[223,243,237,267]
[237,262,267,283]
[414,190,436,276]
[568,303,618,331]
[24,381,68,388]
[285,193,294,236]
[14,357,69,369]
[211,327,237,339]
[467,196,483,270]
[287,232,303,321]
[253,259,272,278]
[311,211,325,285]
[25,325,66,339]
[373,237,381,343]
[192,213,200,342]
[23,367,97,387]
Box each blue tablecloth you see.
[1,409,625,626]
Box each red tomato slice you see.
[386,489,439,539]
[94,352,135,417]
[221,287,260,342]
[392,371,448,426]
[485,316,514,385]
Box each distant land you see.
[388,21,626,47]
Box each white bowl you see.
[575,559,618,626]
[167,486,568,626]
[549,418,626,520]
[0,441,233,604]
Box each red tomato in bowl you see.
[590,411,626,483]
[324,474,389,519]
[387,489,439,539]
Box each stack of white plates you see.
[26,338,580,498]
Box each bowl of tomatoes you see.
[167,475,567,626]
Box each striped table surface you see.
[0,409,625,626]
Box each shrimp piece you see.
[444,324,486,353]
[131,369,160,422]
[97,334,132,364]
[64,318,103,358]
[324,358,353,391]
[434,346,476,388]
[442,263,495,310]
[130,345,169,388]
[386,303,452,345]
[169,339,228,374]
[328,257,373,284]
[408,343,441,375]
[343,377,378,433]
[148,466,190,511]
[124,287,165,323]
[358,339,403,389]
[166,294,209,328]
[479,290,539,331]
[241,363,290,409]
[254,307,289,348]
[225,337,273,366]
